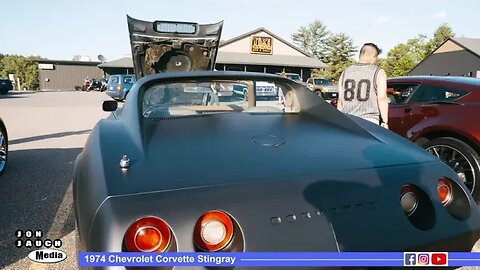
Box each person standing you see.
[337,43,389,129]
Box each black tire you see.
[421,137,480,203]
[314,90,322,97]
[243,90,248,101]
[0,89,8,95]
[0,122,8,176]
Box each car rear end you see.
[0,79,13,94]
[255,81,277,98]
[79,159,480,270]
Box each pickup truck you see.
[306,77,338,101]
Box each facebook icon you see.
[404,253,417,266]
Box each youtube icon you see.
[432,253,448,265]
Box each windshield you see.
[314,79,331,85]
[142,79,299,118]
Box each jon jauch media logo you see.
[15,230,67,264]
[404,252,448,266]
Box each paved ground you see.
[0,90,479,270]
[0,90,110,270]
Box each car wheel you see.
[314,90,322,97]
[422,137,480,203]
[243,90,248,101]
[0,123,8,176]
[0,89,8,95]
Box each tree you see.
[379,42,416,77]
[0,55,41,90]
[291,20,330,62]
[424,23,455,55]
[380,23,454,77]
[318,33,357,81]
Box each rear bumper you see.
[78,230,479,270]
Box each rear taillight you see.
[117,84,121,92]
[400,185,418,216]
[124,217,171,252]
[194,210,234,251]
[438,178,453,205]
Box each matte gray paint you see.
[74,71,480,270]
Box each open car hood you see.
[127,15,223,80]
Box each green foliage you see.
[292,21,356,81]
[0,54,41,90]
[424,23,455,55]
[320,33,356,81]
[381,23,455,77]
[291,20,330,62]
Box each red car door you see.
[387,83,420,137]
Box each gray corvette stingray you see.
[73,17,480,270]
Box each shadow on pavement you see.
[0,147,81,269]
[10,129,91,145]
[0,94,28,100]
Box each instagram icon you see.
[418,253,430,265]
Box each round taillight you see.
[438,178,453,205]
[124,217,171,252]
[400,185,418,215]
[194,210,234,251]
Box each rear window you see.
[141,79,300,118]
[408,84,469,103]
[123,77,135,84]
[287,74,301,81]
[386,84,420,105]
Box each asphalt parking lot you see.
[0,90,479,270]
[0,90,109,270]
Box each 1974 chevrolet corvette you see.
[73,17,480,270]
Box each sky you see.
[0,0,479,62]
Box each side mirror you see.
[103,100,118,112]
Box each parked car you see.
[105,74,136,101]
[232,81,278,101]
[0,78,13,94]
[0,117,8,176]
[387,76,480,203]
[306,77,338,100]
[74,71,480,268]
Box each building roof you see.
[451,37,480,57]
[408,37,480,75]
[38,59,101,66]
[389,75,480,86]
[98,53,327,69]
[98,57,133,68]
[216,52,326,68]
[220,27,312,57]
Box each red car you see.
[387,76,480,203]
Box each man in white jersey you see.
[337,43,389,129]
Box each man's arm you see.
[336,72,344,111]
[376,69,388,128]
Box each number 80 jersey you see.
[338,63,381,123]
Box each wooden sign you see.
[251,36,273,54]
